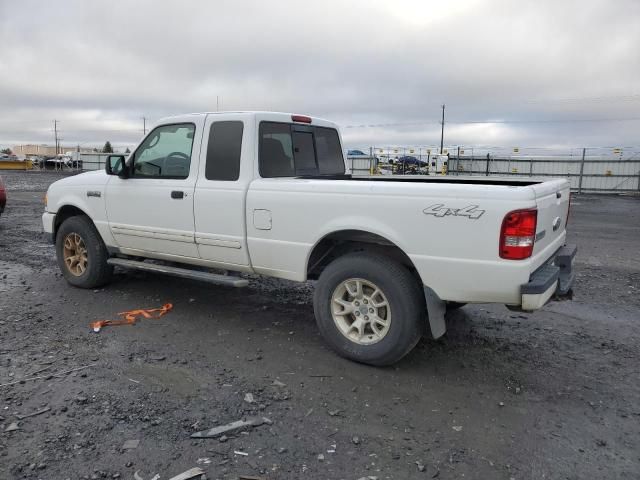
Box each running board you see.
[107,258,249,287]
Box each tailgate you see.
[530,178,571,255]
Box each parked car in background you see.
[0,175,6,217]
[347,149,367,156]
[396,155,425,166]
[392,155,425,174]
[29,156,44,167]
[378,164,394,175]
[347,149,380,162]
[42,155,77,169]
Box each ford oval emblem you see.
[552,216,561,231]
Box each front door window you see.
[132,123,195,179]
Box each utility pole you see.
[216,96,219,112]
[142,117,146,135]
[53,120,59,155]
[439,105,445,154]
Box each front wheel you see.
[55,215,113,288]
[313,252,425,366]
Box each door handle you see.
[171,191,184,199]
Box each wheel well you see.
[307,230,422,283]
[53,205,89,238]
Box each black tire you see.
[313,252,425,366]
[55,215,113,288]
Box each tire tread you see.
[314,252,425,366]
[55,215,113,288]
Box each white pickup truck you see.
[42,112,576,365]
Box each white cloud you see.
[0,0,638,150]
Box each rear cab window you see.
[259,122,344,177]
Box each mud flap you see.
[423,286,446,339]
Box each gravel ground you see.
[0,170,639,480]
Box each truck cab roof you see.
[157,111,339,130]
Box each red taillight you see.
[291,114,312,124]
[499,209,538,260]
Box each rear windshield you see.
[259,122,344,177]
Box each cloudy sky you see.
[1,0,638,152]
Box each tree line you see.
[101,142,130,154]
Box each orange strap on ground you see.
[91,303,173,332]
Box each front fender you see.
[49,192,114,248]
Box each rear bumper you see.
[519,244,576,311]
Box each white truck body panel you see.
[193,113,254,267]
[246,177,568,303]
[43,111,572,308]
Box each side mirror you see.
[106,154,128,178]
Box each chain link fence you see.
[21,147,640,194]
[30,153,115,172]
[347,146,640,193]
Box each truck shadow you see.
[108,271,564,392]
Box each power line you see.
[525,93,640,104]
[343,117,640,129]
[450,117,640,124]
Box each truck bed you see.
[247,174,570,304]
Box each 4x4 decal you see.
[422,204,485,219]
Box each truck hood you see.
[49,170,108,189]
[46,170,109,211]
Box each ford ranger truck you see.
[42,112,576,366]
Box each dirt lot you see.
[1,170,639,480]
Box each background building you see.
[12,144,96,157]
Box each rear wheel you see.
[56,216,113,288]
[314,252,424,366]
